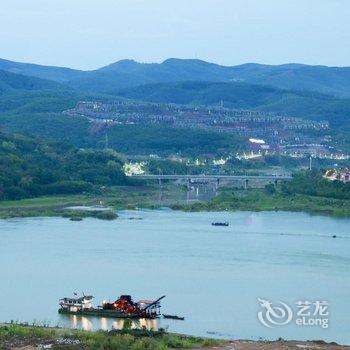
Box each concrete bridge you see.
[130,174,292,189]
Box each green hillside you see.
[0,63,349,156]
[2,57,350,97]
[69,59,350,97]
[0,58,83,83]
[0,70,64,95]
[0,131,127,200]
[227,63,350,97]
[115,81,350,127]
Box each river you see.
[0,210,349,343]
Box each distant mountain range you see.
[0,57,350,155]
[0,57,350,133]
[0,58,83,83]
[1,57,350,97]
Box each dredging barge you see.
[58,294,165,319]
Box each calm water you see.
[0,210,349,343]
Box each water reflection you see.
[61,314,159,332]
[100,317,108,331]
[157,183,217,206]
[81,317,93,331]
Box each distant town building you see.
[213,158,227,165]
[123,162,145,176]
[248,138,271,151]
[323,168,350,183]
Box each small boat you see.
[70,217,83,221]
[212,222,229,226]
[163,314,185,320]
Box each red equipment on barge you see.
[102,295,165,318]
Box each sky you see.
[1,0,350,70]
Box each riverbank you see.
[172,188,350,217]
[0,323,219,350]
[0,186,161,220]
[1,185,350,219]
[0,324,349,350]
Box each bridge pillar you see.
[215,178,220,190]
[244,179,249,189]
[158,177,162,188]
[187,178,191,190]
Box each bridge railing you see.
[129,174,292,180]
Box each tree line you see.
[0,131,127,200]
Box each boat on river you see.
[212,222,229,226]
[163,314,185,320]
[58,294,165,319]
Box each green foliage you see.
[0,113,244,156]
[174,171,350,217]
[0,70,64,95]
[0,58,83,83]
[0,187,162,219]
[282,170,350,200]
[265,183,277,195]
[1,58,350,159]
[146,160,188,175]
[107,125,244,156]
[115,81,350,128]
[95,210,118,220]
[0,132,127,200]
[3,57,350,97]
[0,324,221,350]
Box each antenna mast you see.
[105,132,109,149]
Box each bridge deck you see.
[130,174,292,180]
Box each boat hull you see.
[58,308,158,319]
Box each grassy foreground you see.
[0,323,220,350]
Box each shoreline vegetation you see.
[0,185,349,220]
[172,190,350,217]
[0,129,349,219]
[0,170,349,219]
[0,187,160,220]
[0,323,349,350]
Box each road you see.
[130,174,292,181]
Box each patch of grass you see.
[0,195,91,209]
[62,210,118,221]
[0,187,159,219]
[172,188,350,217]
[0,324,222,350]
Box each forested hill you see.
[0,58,83,83]
[0,132,127,200]
[73,59,350,97]
[115,81,350,127]
[0,70,65,95]
[2,57,350,97]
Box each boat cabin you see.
[59,295,94,312]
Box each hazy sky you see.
[1,0,350,70]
